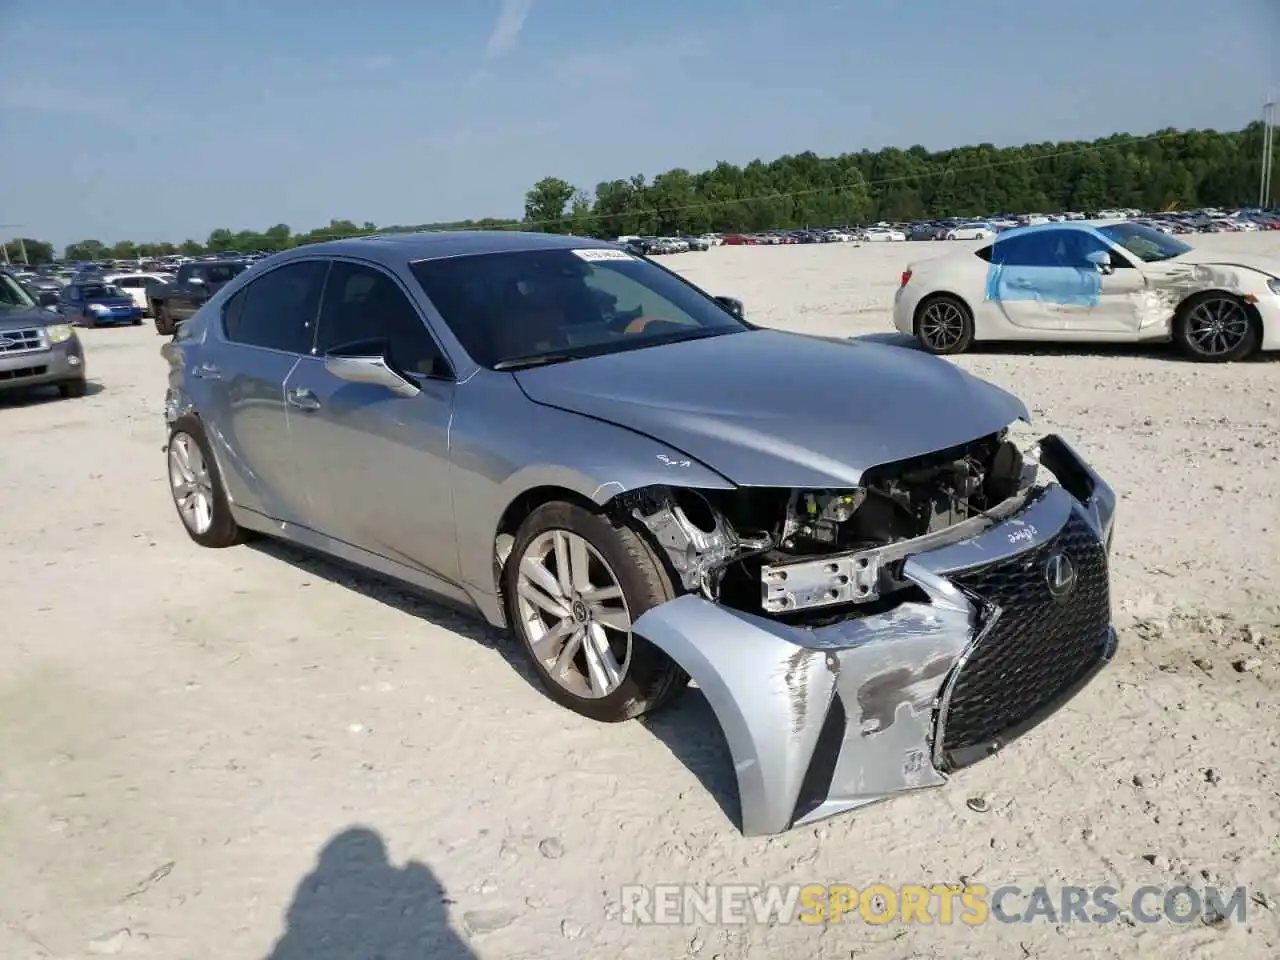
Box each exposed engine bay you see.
[614,429,1037,622]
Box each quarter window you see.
[315,261,449,377]
[221,260,326,354]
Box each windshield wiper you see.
[493,350,597,371]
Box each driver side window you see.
[1076,231,1134,269]
[315,261,450,378]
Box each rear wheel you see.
[504,501,686,722]
[166,416,243,548]
[915,294,974,355]
[154,304,175,336]
[1173,292,1259,362]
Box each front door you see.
[1070,232,1146,333]
[987,228,1103,332]
[283,259,461,584]
[201,259,327,524]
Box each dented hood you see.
[513,330,1029,488]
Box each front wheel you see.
[1172,293,1259,362]
[915,294,975,355]
[503,501,686,722]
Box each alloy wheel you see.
[515,530,633,699]
[168,432,215,535]
[919,300,967,351]
[1186,297,1250,357]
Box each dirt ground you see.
[1,233,1278,959]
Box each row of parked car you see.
[611,208,1280,251]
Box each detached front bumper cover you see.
[631,434,1117,836]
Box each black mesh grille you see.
[937,512,1111,770]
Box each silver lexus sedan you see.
[161,231,1118,835]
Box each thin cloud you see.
[0,80,169,124]
[484,0,533,59]
[553,35,706,86]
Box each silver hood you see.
[514,330,1029,488]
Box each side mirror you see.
[37,291,58,307]
[324,338,421,398]
[715,295,745,318]
[1085,250,1113,274]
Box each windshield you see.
[1,273,38,311]
[1097,222,1192,263]
[81,283,128,300]
[409,247,748,369]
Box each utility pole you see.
[1262,90,1276,209]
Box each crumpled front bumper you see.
[631,434,1117,836]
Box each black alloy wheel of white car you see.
[915,294,975,355]
[504,501,687,722]
[1172,292,1260,362]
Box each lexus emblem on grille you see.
[1044,551,1077,601]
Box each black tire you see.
[1172,292,1260,363]
[914,293,975,355]
[82,314,96,330]
[154,304,175,336]
[131,316,143,326]
[166,415,244,548]
[58,378,86,399]
[503,500,687,722]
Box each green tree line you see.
[7,123,1273,265]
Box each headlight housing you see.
[1267,278,1280,296]
[45,323,75,344]
[88,303,110,313]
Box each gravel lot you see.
[2,234,1278,959]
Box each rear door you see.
[200,259,327,524]
[283,258,461,582]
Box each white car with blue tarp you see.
[893,220,1280,362]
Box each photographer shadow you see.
[265,826,475,960]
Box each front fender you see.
[449,371,735,623]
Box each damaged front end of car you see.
[612,427,1117,836]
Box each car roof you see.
[274,230,616,267]
[990,219,1129,241]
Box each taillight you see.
[900,269,912,288]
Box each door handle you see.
[286,386,321,411]
[192,362,224,381]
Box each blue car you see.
[58,280,144,327]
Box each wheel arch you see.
[1174,287,1264,327]
[912,290,974,331]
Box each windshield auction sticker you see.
[571,248,634,261]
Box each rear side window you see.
[222,260,326,354]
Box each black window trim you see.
[217,257,329,358]
[313,254,457,382]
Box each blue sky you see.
[0,0,1275,249]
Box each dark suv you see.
[0,270,87,399]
